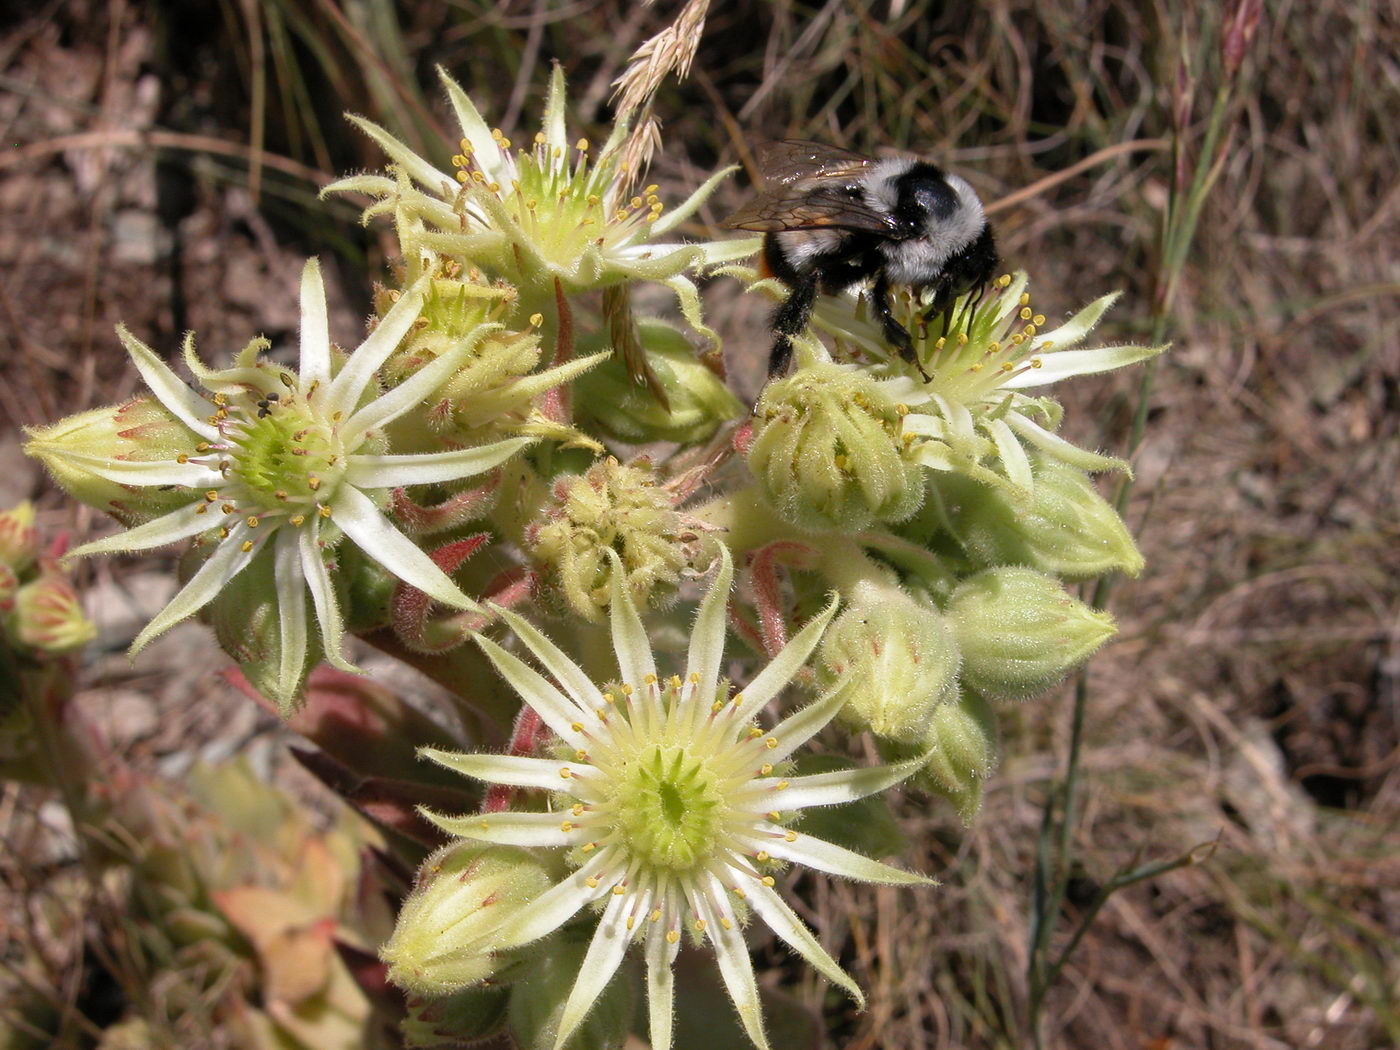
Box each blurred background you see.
[1,1,1396,1048]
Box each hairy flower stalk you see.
[809,272,1164,498]
[26,259,532,704]
[413,546,931,1050]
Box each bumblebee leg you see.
[768,271,819,376]
[872,274,929,380]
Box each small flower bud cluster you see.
[0,502,95,658]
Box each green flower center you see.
[612,744,726,871]
[228,401,345,513]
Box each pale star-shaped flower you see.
[48,259,531,700]
[417,545,932,1050]
[324,65,752,340]
[806,272,1165,498]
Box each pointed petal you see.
[650,165,740,237]
[757,755,923,810]
[129,527,258,656]
[273,530,309,700]
[684,546,733,704]
[553,893,633,1050]
[1031,291,1118,351]
[759,673,851,762]
[473,635,591,751]
[755,832,936,887]
[325,277,428,413]
[605,549,656,690]
[732,592,840,723]
[541,63,568,153]
[742,877,863,1006]
[985,416,1033,494]
[341,323,503,442]
[67,503,212,559]
[44,451,217,489]
[319,173,398,202]
[1005,412,1131,474]
[298,258,331,389]
[439,68,510,184]
[298,525,354,672]
[331,485,476,609]
[644,915,681,1050]
[116,325,218,441]
[420,749,578,790]
[492,607,606,712]
[493,850,616,949]
[696,872,769,1050]
[1002,343,1164,389]
[345,437,532,489]
[420,808,578,848]
[346,113,455,193]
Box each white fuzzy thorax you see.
[865,161,986,287]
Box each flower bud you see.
[24,398,200,526]
[0,563,18,609]
[932,456,1143,580]
[912,690,998,824]
[819,590,960,742]
[507,935,636,1050]
[382,842,554,997]
[9,571,96,654]
[575,320,744,445]
[748,362,922,532]
[947,568,1116,700]
[0,502,39,575]
[527,457,693,622]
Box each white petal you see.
[732,592,840,723]
[493,849,616,949]
[541,63,568,153]
[116,325,218,441]
[1005,412,1130,474]
[644,910,681,1050]
[67,502,212,560]
[298,525,354,672]
[344,437,532,490]
[273,530,309,699]
[331,485,476,609]
[325,276,428,414]
[421,808,578,847]
[759,673,851,762]
[129,526,258,656]
[742,876,862,1006]
[1002,343,1163,390]
[695,872,769,1050]
[346,114,455,194]
[606,549,656,691]
[553,893,633,1050]
[756,832,935,887]
[473,635,591,751]
[1031,290,1117,351]
[985,416,1033,494]
[684,545,733,707]
[493,607,606,712]
[298,258,331,389]
[420,749,578,790]
[341,323,503,442]
[43,451,218,489]
[756,755,923,810]
[439,68,510,184]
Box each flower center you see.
[226,399,345,513]
[612,744,726,871]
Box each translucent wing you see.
[754,140,875,185]
[725,142,901,234]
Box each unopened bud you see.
[820,590,960,742]
[576,320,744,444]
[24,398,200,526]
[382,842,554,997]
[913,690,998,824]
[527,457,691,622]
[749,362,922,532]
[9,571,96,654]
[948,568,1116,700]
[933,457,1143,580]
[0,502,39,574]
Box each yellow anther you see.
[1019,293,1031,307]
[764,737,778,750]
[534,131,545,144]
[176,453,188,464]
[712,700,725,713]
[767,810,781,821]
[586,876,599,888]
[480,820,489,830]
[621,684,633,696]
[630,196,644,209]
[644,673,657,685]
[318,505,332,518]
[572,803,584,816]
[1033,313,1046,326]
[603,692,615,704]
[644,184,659,194]
[576,749,588,761]
[650,909,662,922]
[559,768,572,779]
[777,780,789,790]
[613,885,626,896]
[290,514,305,526]
[732,693,744,706]
[749,727,763,738]
[571,722,584,732]
[720,917,733,930]
[998,273,1012,287]
[732,888,745,899]
[240,540,254,553]
[576,138,589,152]
[529,313,544,327]
[308,476,321,491]
[273,490,288,502]
[582,842,596,852]
[759,763,773,775]
[784,831,797,842]
[694,919,706,932]
[560,821,573,832]
[666,930,679,944]
[935,336,947,350]
[761,876,776,887]
[221,504,235,514]
[1001,362,1015,372]
[755,850,770,862]
[669,675,682,689]
[245,516,260,528]
[1032,358,1043,368]
[689,672,700,684]
[455,170,469,184]
[626,916,636,930]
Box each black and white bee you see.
[726,140,998,378]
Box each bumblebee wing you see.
[755,140,876,185]
[724,183,900,234]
